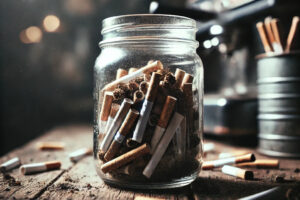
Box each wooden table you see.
[1,125,299,200]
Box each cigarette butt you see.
[37,142,65,150]
[69,148,92,162]
[133,90,145,103]
[132,73,161,143]
[101,143,150,173]
[182,83,193,106]
[256,22,273,53]
[203,143,215,153]
[222,165,254,180]
[202,153,255,170]
[116,69,128,79]
[129,68,138,74]
[105,103,120,133]
[218,150,249,159]
[181,73,194,89]
[0,157,21,172]
[143,112,184,178]
[100,98,133,152]
[271,19,284,52]
[118,109,139,136]
[174,68,186,89]
[139,81,149,94]
[285,16,300,52]
[236,159,279,168]
[20,160,61,175]
[103,61,163,91]
[157,96,177,128]
[100,92,114,121]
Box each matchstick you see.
[271,18,284,52]
[285,16,300,52]
[264,17,283,53]
[256,22,273,53]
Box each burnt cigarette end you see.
[244,171,254,180]
[134,90,145,103]
[113,88,126,101]
[128,81,139,92]
[139,81,149,94]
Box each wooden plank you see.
[0,125,92,199]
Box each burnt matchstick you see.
[116,69,128,79]
[256,22,273,53]
[222,165,254,180]
[104,109,139,161]
[0,157,21,172]
[285,16,300,52]
[132,72,161,143]
[202,153,256,170]
[20,161,61,175]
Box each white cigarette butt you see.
[222,165,254,180]
[20,160,61,175]
[0,157,21,172]
[69,148,92,162]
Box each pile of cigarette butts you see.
[97,60,201,179]
[256,16,299,54]
[203,143,279,180]
[0,142,92,175]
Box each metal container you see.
[257,52,300,158]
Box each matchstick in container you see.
[69,148,93,162]
[20,160,61,175]
[101,143,150,173]
[104,103,120,133]
[143,112,184,178]
[256,22,273,53]
[202,153,256,170]
[222,165,254,180]
[0,157,21,172]
[103,61,163,91]
[236,159,279,168]
[132,72,161,143]
[285,16,300,52]
[100,98,133,152]
[116,69,128,79]
[271,19,284,52]
[99,92,114,133]
[150,96,177,153]
[104,109,139,161]
[264,17,283,53]
[37,142,65,150]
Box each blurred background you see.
[1,0,299,156]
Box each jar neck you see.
[100,14,199,50]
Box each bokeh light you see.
[20,26,42,43]
[43,15,60,32]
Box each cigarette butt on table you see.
[37,142,65,150]
[218,150,249,159]
[101,143,150,173]
[222,165,254,180]
[104,109,139,161]
[20,160,61,175]
[256,22,273,53]
[174,68,186,89]
[132,72,161,143]
[202,153,256,170]
[150,96,177,153]
[116,69,128,79]
[143,112,184,178]
[69,148,92,162]
[0,157,21,172]
[285,16,300,52]
[271,19,284,52]
[105,103,120,133]
[100,98,133,152]
[236,159,279,168]
[103,61,163,91]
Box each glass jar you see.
[93,14,203,189]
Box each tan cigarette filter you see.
[181,73,194,89]
[116,68,128,79]
[118,109,139,136]
[129,68,138,74]
[20,160,61,175]
[256,22,273,53]
[133,90,145,103]
[100,92,114,121]
[37,142,65,150]
[236,159,279,168]
[146,72,161,102]
[109,103,120,118]
[222,165,254,180]
[157,96,177,128]
[285,16,300,52]
[103,60,163,91]
[101,143,150,173]
[202,153,256,170]
[174,68,186,89]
